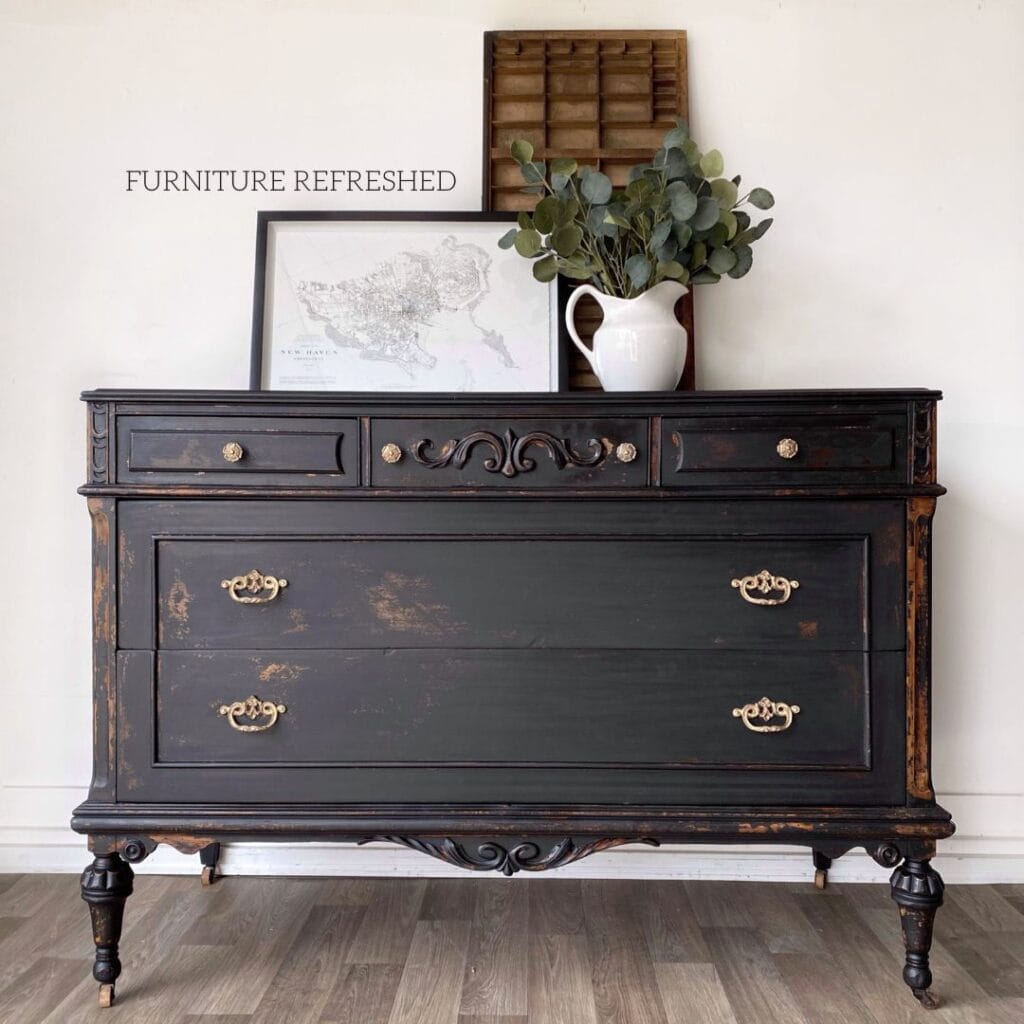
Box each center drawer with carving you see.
[370,417,648,487]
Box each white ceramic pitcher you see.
[565,280,689,391]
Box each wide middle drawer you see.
[153,534,874,651]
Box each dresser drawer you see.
[662,412,908,485]
[117,415,359,486]
[119,498,905,653]
[153,535,875,652]
[117,648,904,804]
[155,649,872,767]
[370,417,647,487]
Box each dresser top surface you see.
[83,388,941,407]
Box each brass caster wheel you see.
[814,867,828,890]
[201,864,217,887]
[913,988,940,1010]
[98,983,115,1007]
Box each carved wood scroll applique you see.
[362,836,659,875]
[412,428,606,478]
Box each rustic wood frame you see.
[482,30,695,391]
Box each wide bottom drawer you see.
[117,649,904,805]
[156,649,870,769]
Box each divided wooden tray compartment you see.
[483,30,695,390]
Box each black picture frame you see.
[249,210,567,392]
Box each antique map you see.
[263,221,556,390]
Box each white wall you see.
[1,0,1022,883]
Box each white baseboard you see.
[3,833,1024,883]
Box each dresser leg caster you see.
[890,858,944,1007]
[200,842,221,886]
[812,850,832,889]
[81,853,133,1008]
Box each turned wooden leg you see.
[80,853,134,1007]
[200,842,221,886]
[812,849,832,889]
[890,858,945,1009]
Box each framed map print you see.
[250,212,561,391]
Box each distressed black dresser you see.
[74,389,953,1009]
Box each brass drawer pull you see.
[381,443,403,464]
[733,696,800,733]
[731,569,799,606]
[222,441,245,463]
[220,569,288,604]
[615,442,638,463]
[218,695,287,733]
[776,437,799,459]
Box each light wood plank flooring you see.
[2,874,1023,1024]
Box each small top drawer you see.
[118,415,359,487]
[662,412,908,485]
[371,417,647,488]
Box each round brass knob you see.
[776,437,799,460]
[380,443,403,464]
[221,441,244,463]
[615,442,638,463]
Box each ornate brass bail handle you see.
[218,695,287,733]
[220,569,288,604]
[733,697,801,733]
[731,569,799,606]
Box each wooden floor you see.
[2,873,1024,1024]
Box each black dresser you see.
[74,388,953,1009]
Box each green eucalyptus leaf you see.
[652,147,669,169]
[748,217,773,241]
[673,222,693,247]
[551,172,569,191]
[650,218,673,250]
[732,174,742,187]
[517,211,533,229]
[691,270,722,285]
[603,211,631,229]
[662,125,689,149]
[699,149,724,177]
[532,253,558,282]
[691,197,720,231]
[674,116,690,133]
[556,196,580,226]
[728,244,753,279]
[534,196,558,234]
[550,157,578,177]
[551,223,583,257]
[657,239,678,262]
[748,187,775,209]
[497,227,517,250]
[707,222,729,248]
[665,148,688,180]
[510,139,534,165]
[657,259,687,280]
[668,182,698,221]
[514,228,543,258]
[625,253,652,289]
[586,205,608,232]
[688,241,707,270]
[708,246,738,274]
[521,161,544,184]
[710,178,738,209]
[682,139,700,166]
[559,262,593,280]
[581,170,613,204]
[719,210,738,240]
[734,210,751,231]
